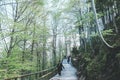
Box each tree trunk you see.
[30,26,35,61]
[52,34,57,66]
[42,43,46,70]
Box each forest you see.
[0,0,120,80]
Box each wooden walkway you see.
[50,59,78,80]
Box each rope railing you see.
[5,66,57,80]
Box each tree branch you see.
[91,0,114,48]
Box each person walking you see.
[57,61,65,76]
[67,56,71,64]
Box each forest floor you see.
[50,59,78,80]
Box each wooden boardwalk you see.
[50,59,78,80]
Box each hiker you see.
[67,56,71,63]
[57,61,65,76]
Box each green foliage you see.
[116,53,120,59]
[33,0,44,5]
[102,29,114,36]
[63,0,76,12]
[72,46,79,57]
[87,53,106,78]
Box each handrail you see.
[5,66,57,80]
